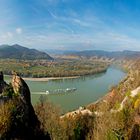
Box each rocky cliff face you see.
[0,72,50,140]
[0,71,7,93]
[11,72,31,104]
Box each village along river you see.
[5,67,126,112]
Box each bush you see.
[0,100,15,139]
[34,97,62,139]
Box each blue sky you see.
[0,0,140,51]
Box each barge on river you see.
[46,88,77,95]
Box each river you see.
[4,67,126,112]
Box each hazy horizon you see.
[0,0,140,51]
[1,43,140,53]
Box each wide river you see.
[5,67,126,112]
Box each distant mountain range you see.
[1,44,140,60]
[0,44,53,60]
[43,49,79,55]
[64,50,140,59]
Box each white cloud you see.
[72,19,91,27]
[7,32,13,38]
[16,28,22,34]
[20,31,140,51]
[1,32,13,40]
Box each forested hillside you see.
[0,44,53,60]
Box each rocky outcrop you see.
[0,72,50,140]
[0,71,4,81]
[0,71,7,93]
[60,107,93,119]
[11,72,31,104]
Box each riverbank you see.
[0,58,109,78]
[4,68,107,82]
[23,76,80,81]
[22,69,107,81]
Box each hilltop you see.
[0,44,53,60]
